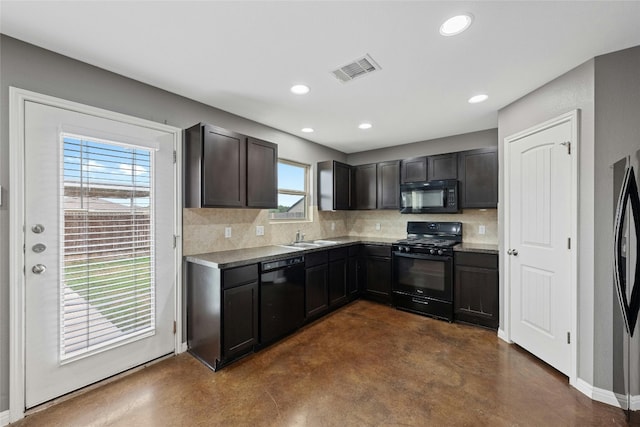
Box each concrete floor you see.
[13,300,635,426]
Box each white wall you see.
[497,60,596,385]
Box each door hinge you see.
[560,141,571,155]
[567,332,571,344]
[173,235,177,248]
[173,150,177,164]
[173,321,177,334]
[567,237,571,249]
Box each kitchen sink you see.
[278,240,340,250]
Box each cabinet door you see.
[347,256,361,298]
[334,161,352,210]
[400,156,427,183]
[329,259,348,307]
[458,147,498,208]
[454,265,499,329]
[247,137,277,208]
[202,125,246,207]
[428,153,458,181]
[305,264,328,318]
[364,256,392,304]
[377,160,400,209]
[222,281,258,360]
[354,163,377,209]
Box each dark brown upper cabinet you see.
[184,123,277,209]
[318,160,352,210]
[400,156,427,183]
[354,163,377,210]
[246,137,278,208]
[377,160,400,209]
[428,153,458,181]
[458,147,498,209]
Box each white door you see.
[507,119,573,376]
[24,101,176,408]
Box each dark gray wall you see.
[498,59,596,385]
[346,128,497,165]
[0,35,347,412]
[594,45,640,393]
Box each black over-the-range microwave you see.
[399,179,459,214]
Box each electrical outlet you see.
[256,225,264,236]
[331,222,335,231]
[375,223,381,231]
[479,225,486,235]
[224,227,232,238]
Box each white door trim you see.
[9,87,183,423]
[501,109,579,387]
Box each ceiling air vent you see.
[332,54,381,83]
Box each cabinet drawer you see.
[329,247,348,261]
[363,245,391,258]
[305,250,328,268]
[223,264,258,289]
[455,252,497,269]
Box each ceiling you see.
[2,1,640,154]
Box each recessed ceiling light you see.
[301,127,314,133]
[358,123,372,130]
[468,94,488,104]
[440,14,473,36]
[290,84,310,95]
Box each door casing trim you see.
[9,87,183,423]
[501,109,579,388]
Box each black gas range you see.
[392,221,462,321]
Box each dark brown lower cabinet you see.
[223,282,259,360]
[187,262,259,371]
[454,252,499,329]
[347,245,362,299]
[328,247,349,308]
[305,251,329,319]
[362,245,392,304]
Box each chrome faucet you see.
[294,230,305,243]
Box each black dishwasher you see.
[260,256,305,345]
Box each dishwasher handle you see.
[261,256,305,272]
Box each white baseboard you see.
[575,378,640,410]
[497,328,512,343]
[179,342,188,353]
[1,410,9,427]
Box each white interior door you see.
[24,101,176,408]
[507,119,573,376]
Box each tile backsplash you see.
[183,207,497,256]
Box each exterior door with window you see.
[24,101,176,408]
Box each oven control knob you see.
[403,246,410,253]
[429,248,436,255]
[437,249,444,256]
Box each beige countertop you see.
[454,243,499,255]
[186,237,498,269]
[185,236,399,269]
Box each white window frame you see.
[269,159,311,222]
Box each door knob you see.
[32,264,47,274]
[31,224,45,234]
[507,249,519,256]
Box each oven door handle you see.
[393,252,452,262]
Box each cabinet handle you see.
[411,298,429,305]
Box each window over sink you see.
[269,159,310,221]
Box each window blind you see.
[61,135,155,360]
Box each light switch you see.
[375,223,381,231]
[224,227,232,238]
[331,222,335,231]
[479,225,486,235]
[256,226,264,236]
